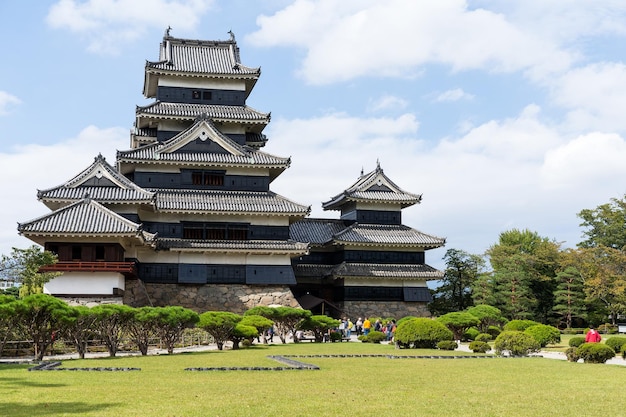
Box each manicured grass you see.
[2,342,625,416]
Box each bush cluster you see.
[469,341,491,353]
[358,331,386,344]
[568,336,586,348]
[503,320,540,332]
[604,337,626,353]
[575,343,615,363]
[524,324,560,347]
[394,318,453,349]
[475,333,492,342]
[436,340,458,350]
[493,331,540,356]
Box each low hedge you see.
[494,331,540,356]
[576,343,615,363]
[436,340,458,351]
[568,336,586,348]
[604,337,626,353]
[469,341,490,353]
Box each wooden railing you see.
[40,261,137,276]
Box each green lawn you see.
[1,342,625,417]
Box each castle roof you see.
[118,116,289,177]
[37,154,155,209]
[154,189,310,216]
[293,262,443,281]
[144,31,260,97]
[322,162,422,210]
[18,197,155,243]
[135,102,270,131]
[291,219,445,249]
[156,238,308,255]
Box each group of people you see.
[340,317,397,341]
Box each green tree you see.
[552,266,587,329]
[91,304,135,357]
[566,246,626,324]
[0,295,21,356]
[0,246,61,296]
[126,306,157,355]
[239,314,273,344]
[20,294,70,360]
[59,305,98,359]
[436,312,480,341]
[430,249,484,315]
[245,306,311,343]
[578,194,626,250]
[465,304,506,333]
[298,315,340,342]
[486,229,561,321]
[197,311,242,350]
[151,306,199,354]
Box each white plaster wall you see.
[158,75,245,91]
[343,277,429,287]
[44,272,125,295]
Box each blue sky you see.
[2,0,626,271]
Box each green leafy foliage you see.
[298,315,339,342]
[465,304,506,332]
[503,319,540,332]
[475,333,492,342]
[0,246,61,296]
[20,293,71,360]
[523,324,560,347]
[436,340,458,350]
[436,312,479,340]
[197,311,242,350]
[565,347,580,362]
[359,330,386,343]
[151,306,199,354]
[463,327,480,341]
[493,331,540,356]
[469,341,491,353]
[568,336,586,348]
[604,337,626,353]
[576,343,615,363]
[91,304,135,357]
[394,318,453,349]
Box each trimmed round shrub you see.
[463,327,480,341]
[475,333,492,342]
[577,342,615,363]
[621,344,626,360]
[569,336,586,348]
[486,326,501,338]
[469,341,491,353]
[503,319,540,332]
[565,347,580,362]
[437,340,458,350]
[494,331,540,356]
[360,330,386,344]
[604,337,626,353]
[524,324,561,347]
[394,318,453,349]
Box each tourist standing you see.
[585,325,602,343]
[363,317,371,335]
[356,317,363,335]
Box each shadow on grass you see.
[0,401,120,416]
[0,376,66,388]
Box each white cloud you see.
[367,94,409,113]
[0,126,127,255]
[548,62,626,133]
[247,0,573,84]
[46,0,216,54]
[433,88,474,102]
[0,91,21,116]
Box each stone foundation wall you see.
[123,280,301,313]
[341,301,431,320]
[60,296,124,307]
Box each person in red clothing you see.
[585,325,602,343]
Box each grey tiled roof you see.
[154,190,310,215]
[37,154,155,204]
[147,36,260,76]
[290,219,350,244]
[156,238,308,253]
[136,102,269,123]
[38,186,156,204]
[118,116,289,167]
[18,198,155,242]
[292,263,336,277]
[290,219,445,248]
[334,224,445,248]
[323,162,422,210]
[333,262,443,280]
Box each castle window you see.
[71,245,82,261]
[192,90,201,99]
[95,245,105,261]
[192,171,224,186]
[202,91,212,100]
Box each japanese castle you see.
[18,31,445,319]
